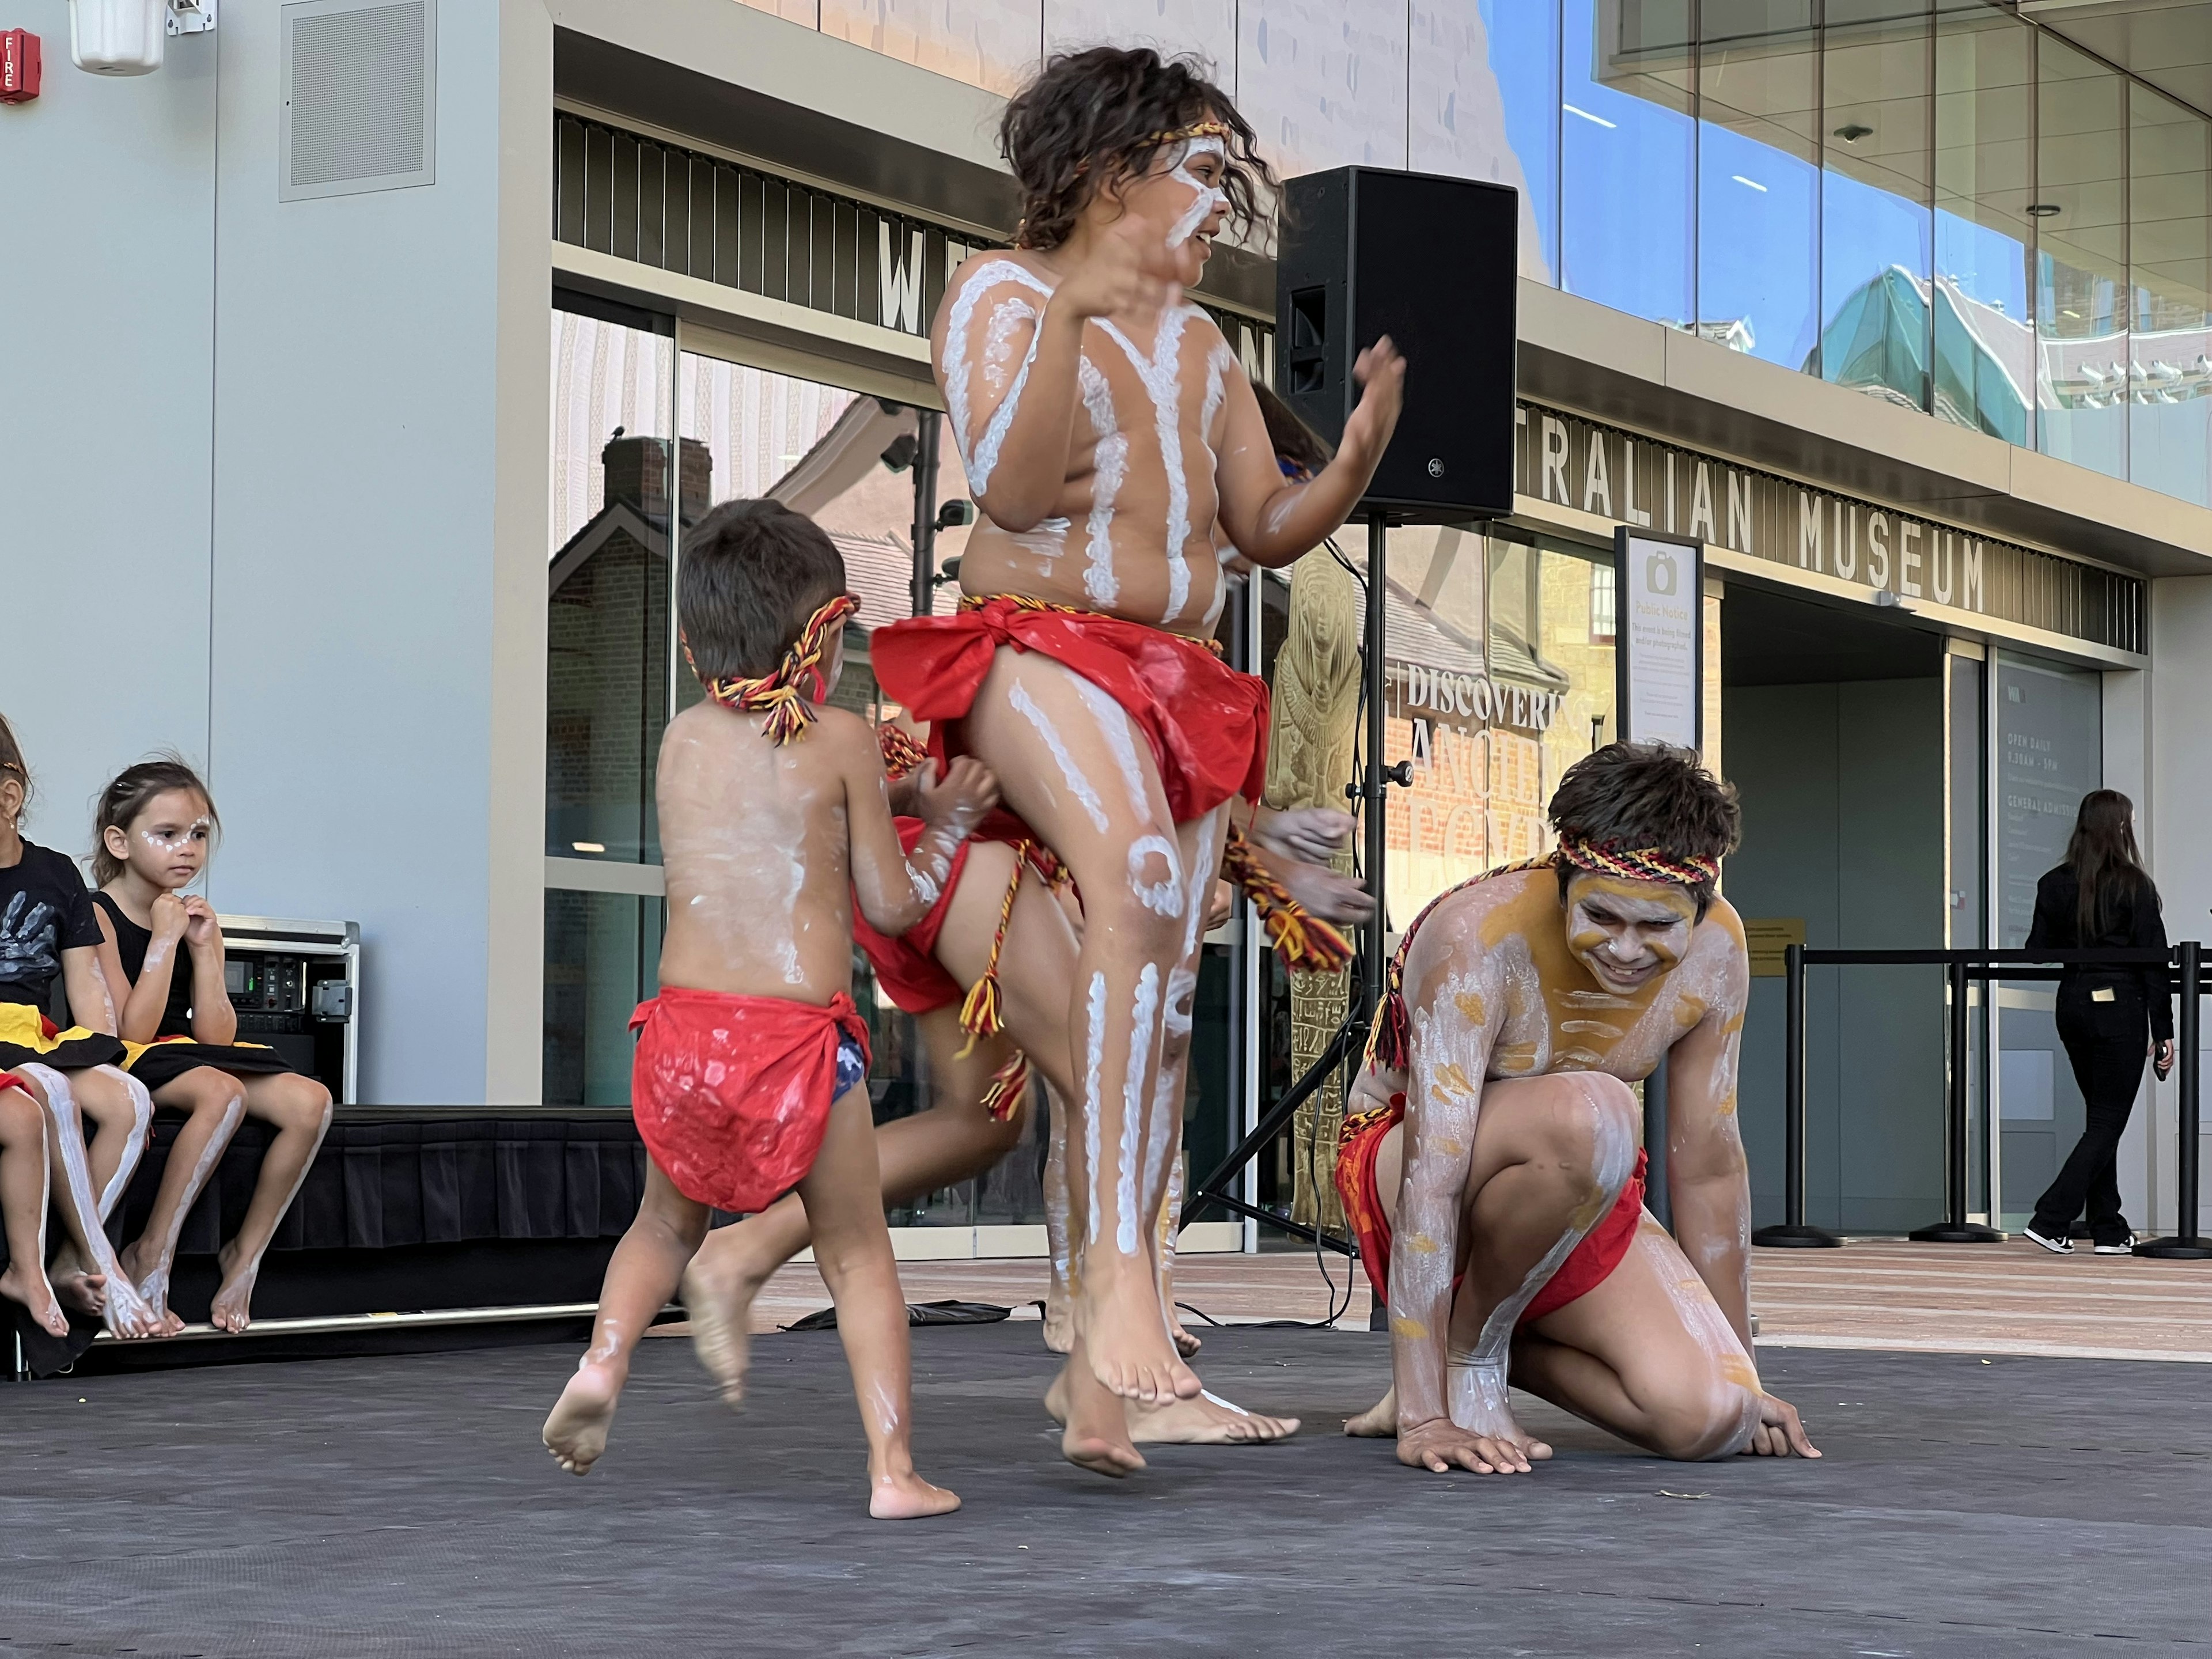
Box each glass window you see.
[1696,4,1820,368]
[1933,6,2034,444]
[819,0,1043,96]
[2128,83,2212,508]
[1561,0,1696,329]
[1234,0,1411,175]
[1410,0,1560,283]
[2035,36,2128,479]
[548,302,679,865]
[1819,7,1934,414]
[544,890,665,1108]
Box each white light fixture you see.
[1732,174,1768,194]
[71,0,165,73]
[1563,103,1617,130]
[572,841,607,854]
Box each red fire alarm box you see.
[1,30,40,103]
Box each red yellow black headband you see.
[1557,836,1719,887]
[685,593,857,745]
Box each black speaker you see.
[1275,166,1518,522]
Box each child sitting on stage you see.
[540,498,996,1520]
[0,1069,69,1336]
[89,759,334,1334]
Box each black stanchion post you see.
[1912,956,2002,1243]
[908,411,941,619]
[1754,941,1840,1246]
[2138,940,2212,1259]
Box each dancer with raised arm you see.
[1335,744,1820,1471]
[870,46,1404,1413]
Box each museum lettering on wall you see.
[1513,404,2145,656]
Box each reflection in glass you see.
[1696,6,1819,367]
[1819,11,1933,413]
[1562,0,1695,329]
[1933,8,2033,445]
[547,309,683,863]
[544,890,665,1107]
[1409,0,1559,282]
[2035,37,2128,478]
[2128,84,2212,507]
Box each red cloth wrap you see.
[851,818,973,1016]
[1334,1095,1647,1327]
[869,599,1270,822]
[628,987,870,1211]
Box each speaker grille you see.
[282,0,436,200]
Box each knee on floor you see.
[1645,1385,1756,1462]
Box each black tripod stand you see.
[1179,509,1401,1270]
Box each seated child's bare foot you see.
[119,1240,185,1337]
[1344,1384,1397,1438]
[1170,1317,1202,1359]
[681,1237,770,1407]
[50,1264,104,1317]
[209,1241,259,1334]
[1081,1259,1201,1406]
[868,1462,962,1520]
[543,1360,623,1476]
[1128,1391,1298,1446]
[0,1260,69,1338]
[1045,1346,1145,1478]
[99,1270,162,1340]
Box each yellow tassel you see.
[956,851,1026,1057]
[979,1051,1032,1121]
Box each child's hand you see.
[912,756,1000,839]
[150,892,190,946]
[1339,335,1407,465]
[1051,219,1166,322]
[180,895,222,953]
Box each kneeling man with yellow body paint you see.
[1335,743,1820,1473]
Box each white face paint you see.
[1117,963,1160,1255]
[1078,355,1126,607]
[1099,310,1195,622]
[1083,971,1108,1247]
[1009,679,1108,834]
[1164,136,1229,251]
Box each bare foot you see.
[868,1467,962,1520]
[543,1360,622,1476]
[0,1262,69,1338]
[1046,1343,1145,1477]
[50,1264,107,1319]
[99,1270,162,1340]
[119,1240,186,1338]
[209,1240,259,1334]
[1127,1391,1298,1445]
[681,1238,766,1408]
[1170,1319,1202,1359]
[1041,1281,1075,1355]
[1080,1260,1201,1406]
[1344,1384,1396,1437]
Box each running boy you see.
[541,498,995,1520]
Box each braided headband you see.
[1144,118,1232,146]
[1556,836,1718,887]
[686,593,857,746]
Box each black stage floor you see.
[5,1324,2206,1657]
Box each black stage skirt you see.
[0,1002,128,1073]
[122,1035,295,1092]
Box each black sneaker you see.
[2023,1225,2073,1255]
[2092,1238,2135,1255]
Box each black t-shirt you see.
[0,840,104,1009]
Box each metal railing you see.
[1753,941,2210,1259]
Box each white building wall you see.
[5,1,548,1105]
[2149,575,2212,1232]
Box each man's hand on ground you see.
[1744,1392,1820,1458]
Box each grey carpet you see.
[3,1323,2206,1657]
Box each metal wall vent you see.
[280,0,435,201]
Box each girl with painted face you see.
[88,759,333,1335]
[0,715,163,1340]
[870,45,1405,1421]
[1334,743,1819,1473]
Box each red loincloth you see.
[1334,1094,1647,1327]
[629,987,870,1212]
[851,818,974,1016]
[869,596,1270,823]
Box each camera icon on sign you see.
[1646,550,1679,596]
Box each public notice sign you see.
[1615,528,1703,753]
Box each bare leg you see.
[684,1010,1031,1406]
[82,1066,151,1218]
[797,1083,960,1519]
[119,1066,245,1336]
[543,1158,709,1475]
[13,1065,160,1338]
[963,649,1200,1406]
[1509,1217,1794,1461]
[0,1085,66,1337]
[1041,1079,1075,1353]
[209,1073,334,1332]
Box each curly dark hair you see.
[1548,742,1740,919]
[1000,47,1276,251]
[679,498,849,682]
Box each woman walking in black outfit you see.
[2023,790,2175,1256]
